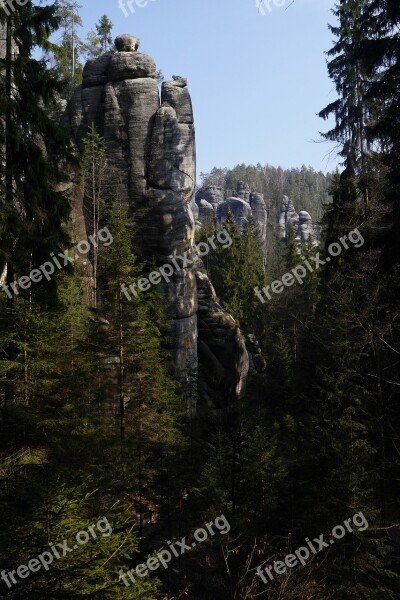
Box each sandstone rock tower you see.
[278,195,318,246]
[63,35,248,420]
[196,181,269,259]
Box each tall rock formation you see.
[195,182,268,258]
[216,196,253,232]
[194,185,224,225]
[249,191,268,255]
[195,185,224,211]
[195,182,320,253]
[235,181,251,203]
[278,195,318,246]
[63,34,248,418]
[218,183,268,257]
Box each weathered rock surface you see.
[217,197,253,232]
[82,55,110,87]
[278,195,318,246]
[246,334,267,374]
[109,52,157,82]
[196,182,268,257]
[196,182,319,255]
[236,180,251,203]
[195,186,224,211]
[298,210,314,243]
[197,199,214,221]
[115,33,140,52]
[63,34,249,417]
[250,191,268,257]
[162,76,193,124]
[196,268,248,423]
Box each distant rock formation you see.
[278,195,319,246]
[197,199,215,221]
[249,192,268,251]
[63,34,249,419]
[195,181,268,257]
[196,183,320,253]
[217,196,253,232]
[246,334,267,375]
[196,185,224,211]
[235,181,251,203]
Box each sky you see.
[64,0,339,177]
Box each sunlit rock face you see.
[197,199,214,221]
[195,186,224,212]
[278,195,298,239]
[217,197,253,232]
[63,34,249,415]
[278,195,318,246]
[298,210,314,243]
[235,180,251,203]
[195,182,268,258]
[250,191,268,257]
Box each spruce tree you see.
[95,15,113,55]
[197,212,266,334]
[319,0,372,205]
[53,0,83,92]
[0,0,71,304]
[81,124,108,308]
[99,199,189,561]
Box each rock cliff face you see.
[278,195,318,246]
[196,185,224,211]
[195,183,320,253]
[195,182,268,257]
[196,269,248,422]
[217,196,253,232]
[63,34,248,418]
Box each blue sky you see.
[64,0,339,177]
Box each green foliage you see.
[196,212,267,334]
[0,0,71,298]
[0,250,184,598]
[1,1,400,598]
[200,163,332,221]
[96,15,113,54]
[199,166,228,189]
[80,15,114,62]
[53,0,84,91]
[81,124,108,307]
[82,28,101,59]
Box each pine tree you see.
[319,0,372,205]
[96,15,113,55]
[0,0,71,306]
[307,2,400,595]
[53,0,84,92]
[82,28,102,60]
[99,199,189,560]
[0,268,164,598]
[197,212,266,334]
[81,124,108,308]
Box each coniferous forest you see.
[0,1,400,599]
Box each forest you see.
[0,1,399,599]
